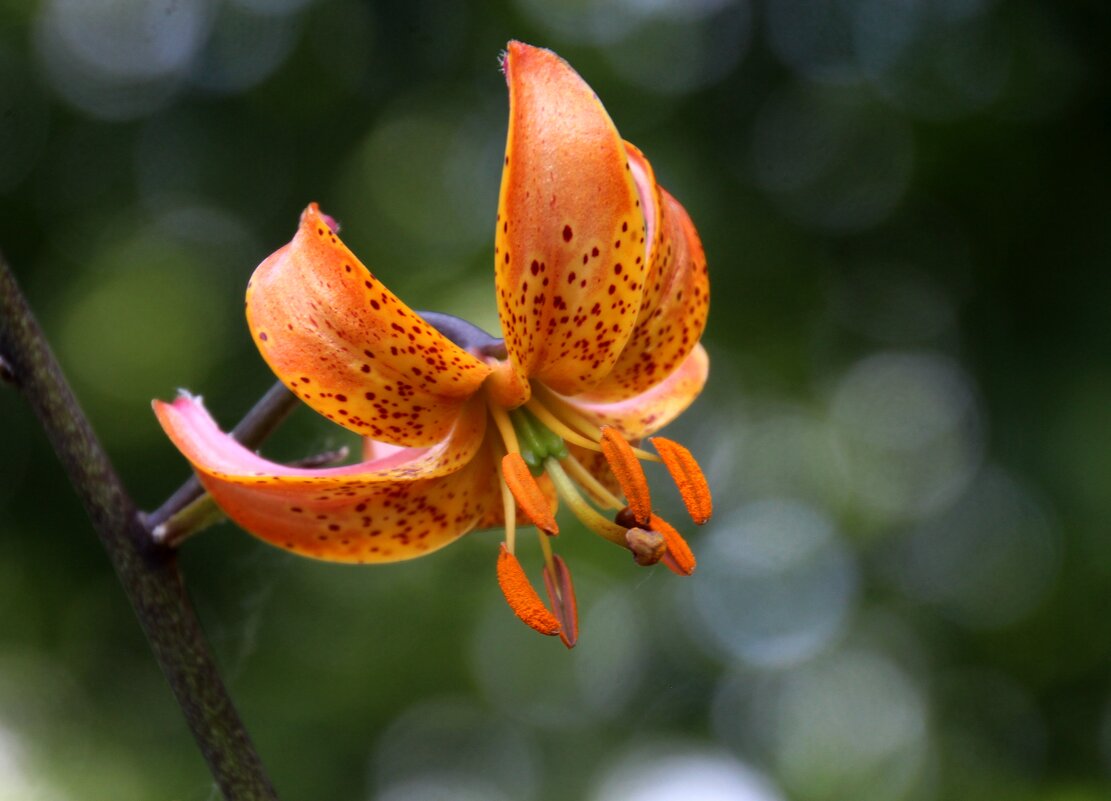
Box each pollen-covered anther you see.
[497,544,561,636]
[650,513,696,576]
[651,436,713,525]
[501,452,559,534]
[542,554,579,648]
[600,426,652,526]
[625,527,666,566]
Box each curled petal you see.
[563,344,709,440]
[584,145,709,401]
[247,203,491,447]
[153,393,496,563]
[495,41,646,397]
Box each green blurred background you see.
[2,0,1110,799]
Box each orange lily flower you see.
[154,42,711,648]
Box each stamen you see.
[560,453,624,510]
[650,513,696,576]
[525,398,606,453]
[532,383,609,441]
[651,437,713,524]
[544,457,628,545]
[488,400,520,455]
[600,427,652,526]
[499,467,518,554]
[527,396,659,461]
[497,544,561,636]
[502,453,558,534]
[542,553,579,648]
[537,527,557,575]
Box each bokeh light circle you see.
[373,697,537,801]
[829,350,982,523]
[750,85,914,232]
[692,499,858,667]
[591,742,785,801]
[885,466,1059,629]
[773,648,929,801]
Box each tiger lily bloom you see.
[154,42,711,648]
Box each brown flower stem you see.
[0,253,279,800]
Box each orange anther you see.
[497,544,561,636]
[501,453,559,534]
[600,427,652,526]
[650,514,696,576]
[541,554,579,649]
[651,437,712,525]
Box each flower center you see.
[428,310,712,648]
[487,384,710,577]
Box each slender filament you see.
[544,457,627,545]
[488,400,520,455]
[560,453,624,510]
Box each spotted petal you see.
[247,204,491,447]
[495,41,646,399]
[153,393,497,563]
[564,344,709,440]
[584,144,709,401]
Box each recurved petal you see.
[247,203,491,447]
[153,392,496,563]
[584,145,709,401]
[495,41,647,398]
[564,344,709,440]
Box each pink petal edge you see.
[154,394,431,479]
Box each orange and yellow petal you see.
[246,203,491,447]
[583,146,709,401]
[494,41,646,398]
[153,393,496,563]
[563,343,709,441]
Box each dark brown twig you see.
[0,253,279,800]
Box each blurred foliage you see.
[1,0,1110,799]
